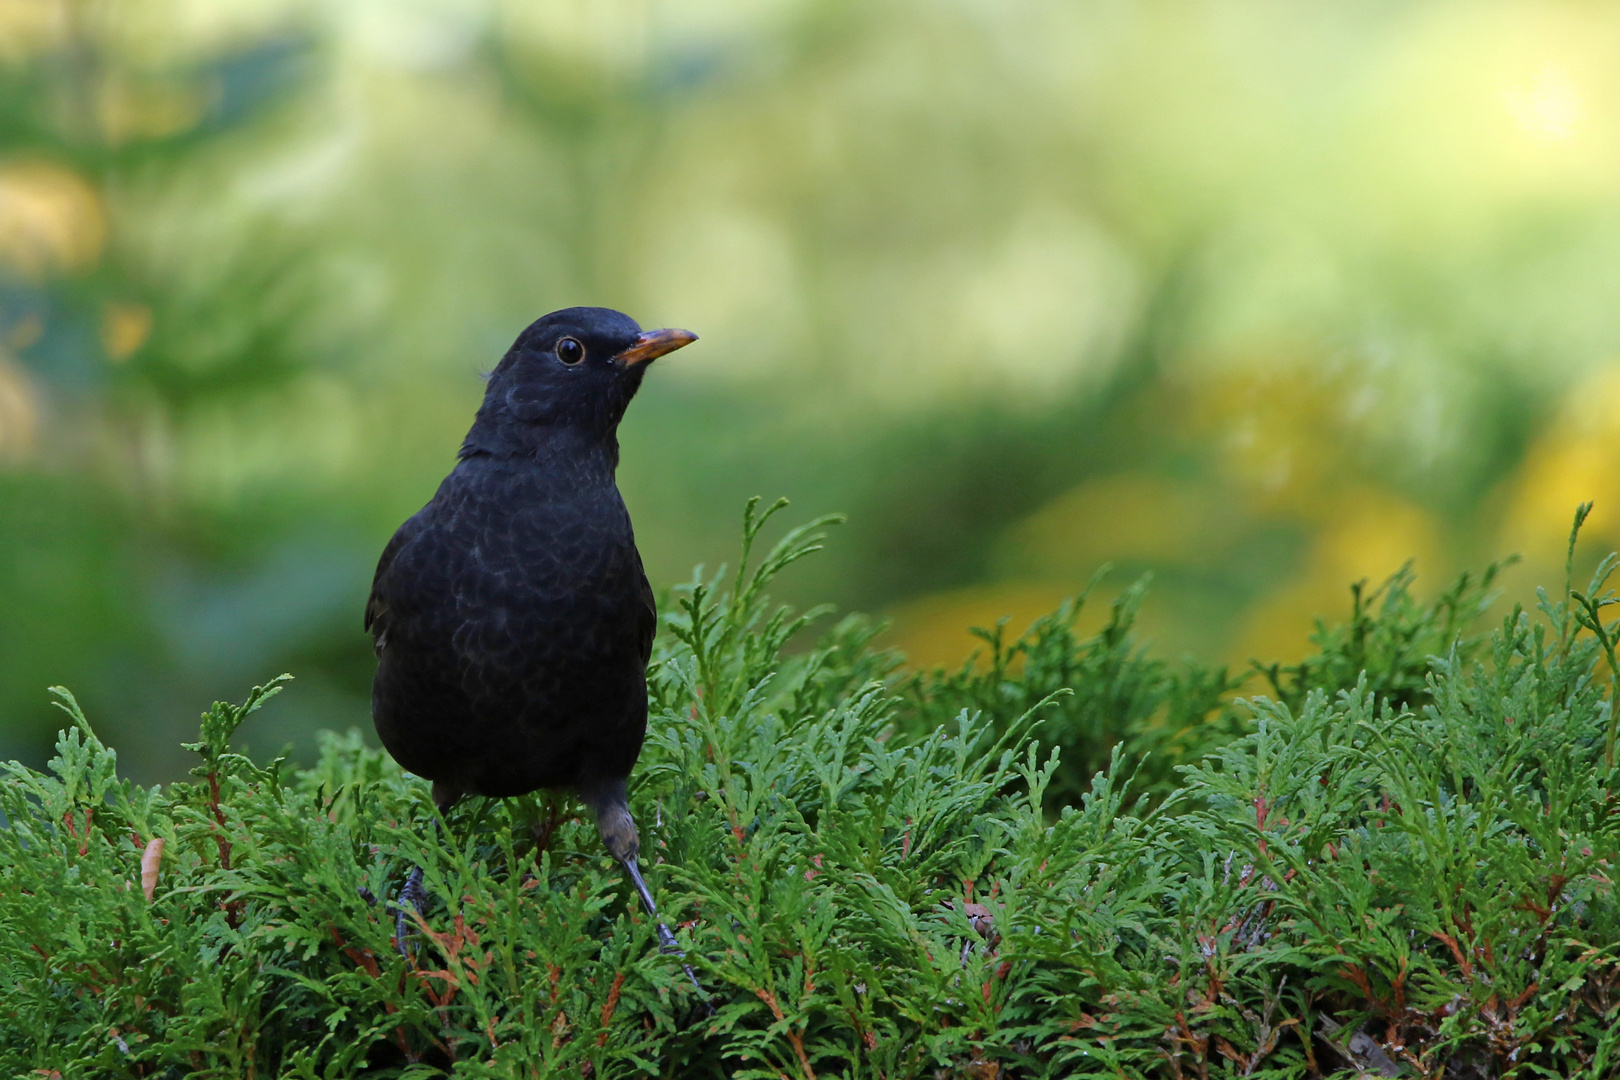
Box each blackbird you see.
[365,306,697,982]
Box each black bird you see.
[364,306,697,981]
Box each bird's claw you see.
[652,921,707,1006]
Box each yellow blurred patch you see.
[1233,486,1441,665]
[883,574,1200,674]
[0,160,105,278]
[993,471,1243,579]
[0,0,63,63]
[1496,365,1620,564]
[97,75,207,145]
[102,302,153,362]
[883,582,1107,671]
[1504,64,1582,144]
[0,353,39,464]
[1189,363,1355,516]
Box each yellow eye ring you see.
[556,337,585,365]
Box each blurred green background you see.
[5,0,1620,781]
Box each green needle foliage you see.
[899,571,1250,807]
[4,501,1619,1077]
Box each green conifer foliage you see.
[3,503,1618,1076]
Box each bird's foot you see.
[653,918,709,1011]
[393,865,426,962]
[654,920,684,956]
[621,856,711,1011]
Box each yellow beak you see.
[613,328,698,368]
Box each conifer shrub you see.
[898,572,1248,806]
[3,500,1618,1077]
[899,554,1516,809]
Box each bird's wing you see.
[365,514,424,655]
[635,550,657,667]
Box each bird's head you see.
[468,307,696,454]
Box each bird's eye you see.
[556,337,586,365]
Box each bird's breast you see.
[369,450,653,794]
[421,466,642,649]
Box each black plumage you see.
[365,306,697,978]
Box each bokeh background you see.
[5,0,1620,780]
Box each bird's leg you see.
[531,793,566,858]
[395,866,426,961]
[622,855,684,955]
[393,781,461,962]
[581,778,708,1004]
[619,849,708,1004]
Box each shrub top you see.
[4,500,1618,1078]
